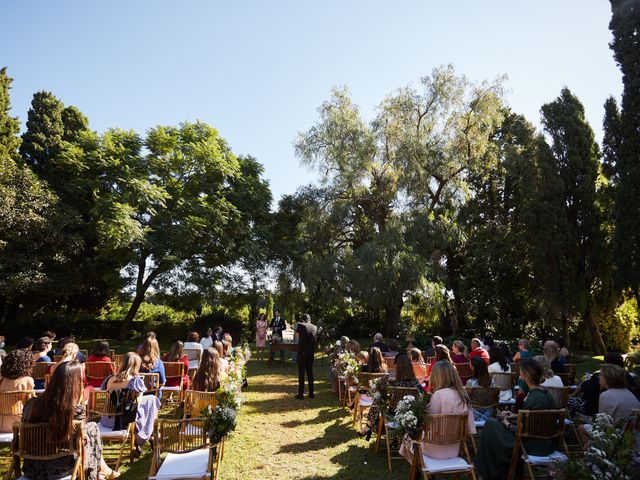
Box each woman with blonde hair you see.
[401,360,474,463]
[543,342,566,374]
[346,339,361,355]
[213,340,229,376]
[192,347,222,392]
[101,352,160,452]
[139,337,166,391]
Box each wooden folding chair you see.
[409,413,476,480]
[375,386,419,471]
[87,389,136,471]
[31,362,55,394]
[543,386,571,409]
[183,391,218,420]
[139,372,162,397]
[491,372,515,409]
[109,349,116,361]
[465,386,500,453]
[352,372,388,428]
[85,362,115,389]
[454,363,473,383]
[114,355,125,370]
[0,390,35,444]
[564,364,577,385]
[184,348,202,370]
[510,363,520,376]
[161,362,186,409]
[557,373,571,386]
[508,409,568,480]
[149,418,218,480]
[10,421,84,480]
[424,356,436,365]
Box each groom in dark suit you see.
[295,313,318,399]
[269,310,287,362]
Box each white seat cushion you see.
[499,398,516,405]
[154,448,210,479]
[0,432,13,442]
[34,389,45,395]
[422,454,473,473]
[525,450,568,465]
[19,477,71,480]
[386,421,400,429]
[98,422,129,439]
[161,386,182,392]
[474,420,486,428]
[359,395,373,407]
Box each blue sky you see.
[1,1,621,202]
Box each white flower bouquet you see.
[390,393,431,440]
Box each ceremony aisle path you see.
[218,355,410,479]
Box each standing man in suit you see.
[269,309,287,363]
[295,313,318,399]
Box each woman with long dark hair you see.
[488,345,512,403]
[22,361,116,479]
[365,347,388,374]
[192,347,222,392]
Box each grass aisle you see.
[219,355,409,480]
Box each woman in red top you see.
[162,340,190,390]
[86,340,115,388]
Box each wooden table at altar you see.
[267,343,298,366]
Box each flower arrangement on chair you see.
[390,394,431,440]
[369,376,389,414]
[336,352,360,381]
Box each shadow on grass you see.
[281,407,345,428]
[277,416,356,454]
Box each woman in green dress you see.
[473,357,556,479]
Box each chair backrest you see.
[543,386,571,408]
[87,388,138,423]
[564,364,577,385]
[557,373,571,386]
[183,391,218,419]
[155,418,210,454]
[184,348,202,363]
[491,371,514,391]
[0,390,35,417]
[412,363,427,381]
[356,372,388,391]
[424,356,436,365]
[139,373,161,396]
[109,349,116,361]
[163,362,185,387]
[13,421,83,463]
[85,362,115,385]
[31,362,54,381]
[387,386,421,411]
[516,409,566,440]
[454,362,473,378]
[422,413,468,445]
[510,363,520,376]
[114,354,125,370]
[465,386,500,415]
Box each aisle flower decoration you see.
[550,413,640,480]
[369,376,389,414]
[336,352,359,381]
[390,393,431,440]
[201,403,237,445]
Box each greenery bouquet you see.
[201,403,237,445]
[369,377,389,414]
[391,394,431,440]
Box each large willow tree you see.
[294,66,506,336]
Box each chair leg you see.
[220,437,225,460]
[115,438,126,471]
[374,417,383,453]
[385,427,392,472]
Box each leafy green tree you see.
[0,68,21,160]
[294,66,506,336]
[540,88,607,354]
[118,122,271,339]
[609,0,640,301]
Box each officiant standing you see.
[295,313,318,399]
[269,309,287,363]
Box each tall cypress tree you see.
[609,0,640,301]
[0,68,21,159]
[541,88,607,354]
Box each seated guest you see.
[569,352,637,417]
[56,337,87,363]
[222,340,232,358]
[139,337,166,394]
[223,333,234,354]
[213,341,229,375]
[101,352,160,450]
[483,333,495,348]
[424,336,443,357]
[32,337,53,390]
[200,328,214,349]
[0,336,7,357]
[184,331,204,369]
[401,360,475,462]
[162,340,190,390]
[474,358,556,479]
[557,338,570,364]
[533,355,563,388]
[409,348,425,364]
[360,353,422,439]
[543,342,566,374]
[466,356,495,422]
[346,339,361,355]
[192,347,222,392]
[426,344,452,379]
[488,346,512,403]
[86,341,116,388]
[48,342,79,374]
[0,349,34,432]
[450,340,467,364]
[355,350,369,366]
[17,336,34,351]
[41,331,57,358]
[597,364,640,423]
[387,339,401,358]
[512,338,534,363]
[468,338,490,365]
[363,347,388,374]
[22,361,116,480]
[372,333,389,353]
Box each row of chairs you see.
[2,389,221,480]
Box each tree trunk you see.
[118,292,147,340]
[385,301,403,339]
[583,302,607,355]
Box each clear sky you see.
[1,1,621,202]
